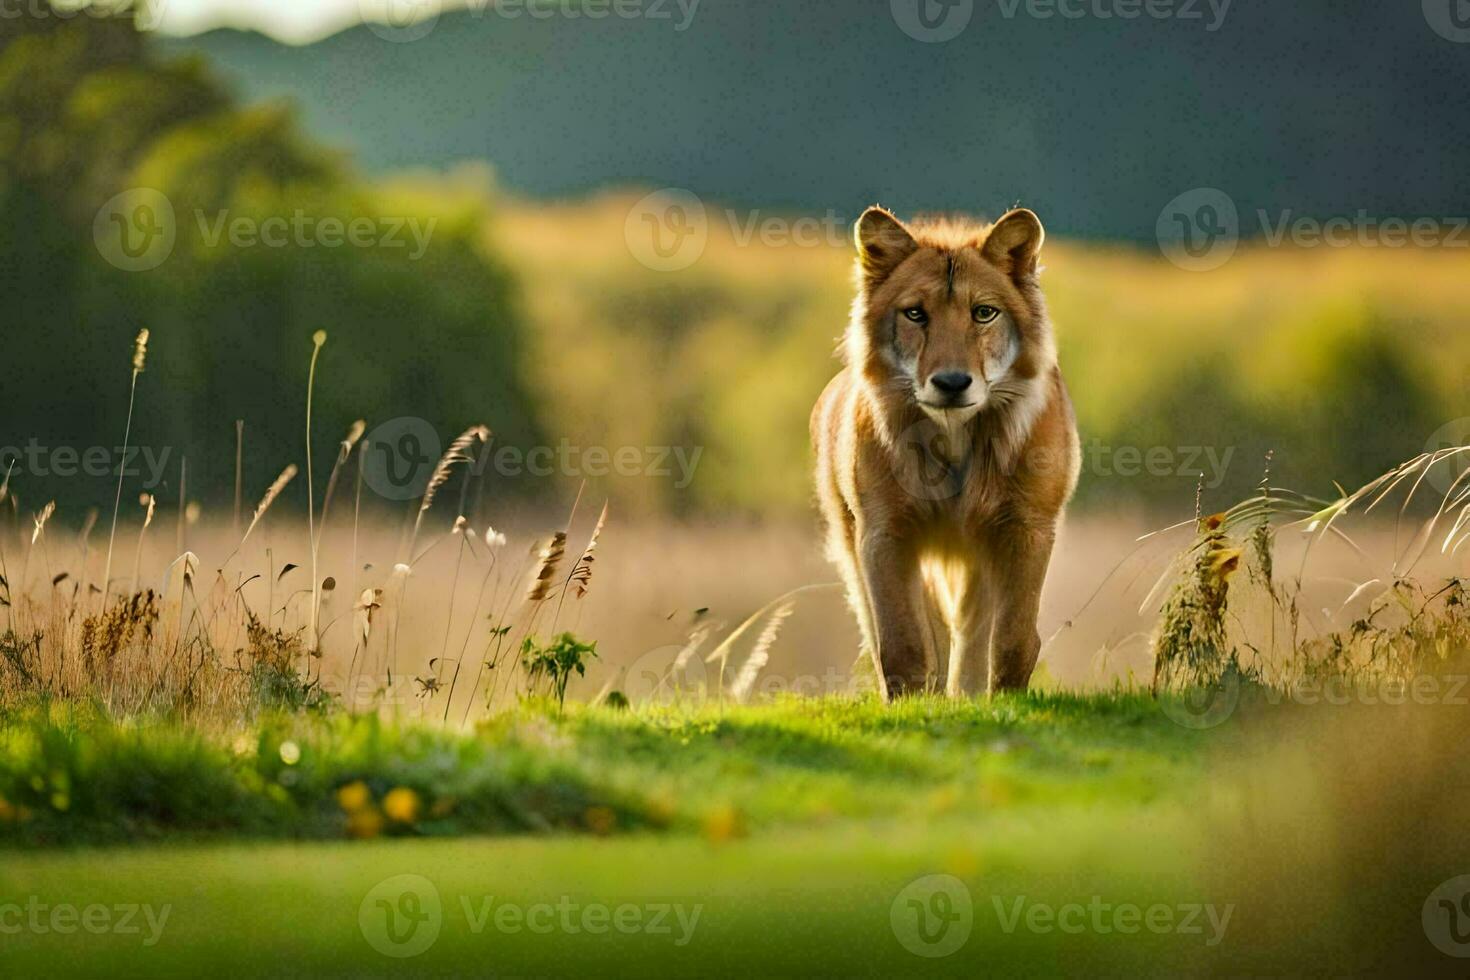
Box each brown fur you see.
[812,207,1080,699]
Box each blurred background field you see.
[3,7,1470,975]
[3,7,1468,697]
[2,8,1467,519]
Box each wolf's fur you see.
[811,207,1080,699]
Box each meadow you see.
[2,206,1468,974]
[3,696,1469,975]
[6,9,1470,976]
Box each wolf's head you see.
[849,207,1056,430]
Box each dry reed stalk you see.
[347,586,383,709]
[409,425,490,558]
[320,420,366,536]
[448,532,505,727]
[311,418,365,652]
[350,438,367,603]
[0,461,11,627]
[129,494,156,596]
[236,465,298,553]
[567,502,608,600]
[22,500,56,607]
[101,328,148,610]
[731,599,793,703]
[525,532,567,603]
[233,419,244,538]
[306,330,327,652]
[439,516,475,723]
[74,507,98,607]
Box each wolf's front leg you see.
[989,524,1057,693]
[945,570,994,697]
[857,529,935,698]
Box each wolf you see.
[811,206,1080,699]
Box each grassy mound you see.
[0,692,1205,846]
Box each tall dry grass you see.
[1145,446,1470,693]
[0,330,827,723]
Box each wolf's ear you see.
[981,208,1045,282]
[855,207,918,286]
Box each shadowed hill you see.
[161,1,1470,241]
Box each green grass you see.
[4,693,1469,975]
[0,823,1216,978]
[0,692,1201,845]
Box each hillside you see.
[159,2,1470,242]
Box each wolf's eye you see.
[973,305,1001,324]
[902,307,928,324]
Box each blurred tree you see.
[0,5,540,519]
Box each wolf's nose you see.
[930,372,973,395]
